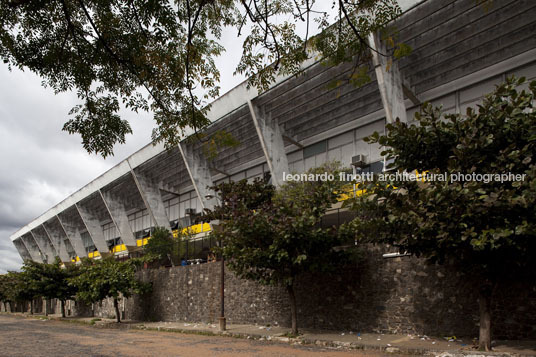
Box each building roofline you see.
[10,0,423,242]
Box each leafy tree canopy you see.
[344,77,536,350]
[69,257,150,321]
[21,258,79,302]
[207,163,348,287]
[0,273,16,303]
[143,226,194,265]
[347,77,536,274]
[0,272,23,311]
[0,0,402,157]
[70,257,150,305]
[17,259,81,316]
[205,162,349,333]
[143,227,175,262]
[10,270,40,303]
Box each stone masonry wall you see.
[92,247,536,340]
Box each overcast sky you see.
[0,1,418,274]
[0,23,258,274]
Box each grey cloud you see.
[0,229,23,273]
[0,69,156,272]
[0,26,252,273]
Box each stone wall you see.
[89,247,536,340]
[49,298,93,318]
[0,298,92,317]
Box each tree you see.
[0,272,21,312]
[4,270,40,313]
[0,0,403,157]
[0,275,5,311]
[70,257,151,322]
[344,77,536,351]
[205,163,348,334]
[143,226,193,266]
[143,227,176,266]
[0,274,13,312]
[20,261,49,315]
[22,259,80,317]
[52,262,80,317]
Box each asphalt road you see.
[0,315,388,357]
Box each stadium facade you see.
[10,0,536,264]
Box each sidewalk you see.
[19,313,536,356]
[137,321,536,356]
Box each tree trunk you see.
[113,298,121,323]
[30,299,34,315]
[478,287,492,351]
[44,299,48,316]
[61,300,66,318]
[286,283,298,335]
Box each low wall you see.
[0,300,35,313]
[89,247,536,339]
[0,298,91,317]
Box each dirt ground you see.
[0,315,389,357]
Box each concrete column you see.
[128,161,171,231]
[75,203,111,255]
[368,32,407,124]
[55,214,87,260]
[20,233,43,263]
[99,190,137,247]
[178,142,217,211]
[248,100,289,187]
[42,222,71,263]
[13,238,32,261]
[30,228,57,264]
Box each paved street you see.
[0,315,388,357]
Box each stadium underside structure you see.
[10,0,536,264]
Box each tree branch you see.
[76,0,181,121]
[338,0,388,57]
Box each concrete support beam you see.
[13,238,32,261]
[74,204,110,256]
[402,83,421,106]
[210,167,230,178]
[178,143,217,211]
[41,223,71,263]
[248,100,289,187]
[99,190,137,247]
[368,32,407,124]
[159,183,180,196]
[55,214,87,260]
[20,233,43,263]
[128,161,171,231]
[30,228,57,264]
[282,134,304,149]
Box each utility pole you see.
[219,236,226,331]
